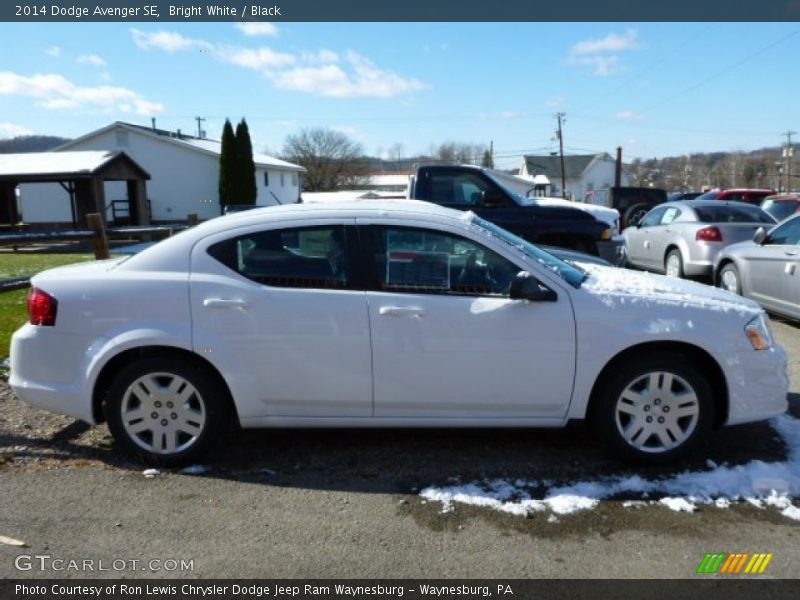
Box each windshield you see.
[470,215,588,288]
[694,204,776,224]
[696,191,720,200]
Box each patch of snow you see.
[659,497,695,512]
[580,263,761,317]
[142,468,162,478]
[420,414,800,521]
[179,464,209,475]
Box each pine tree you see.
[481,149,494,169]
[235,118,257,205]
[218,119,237,209]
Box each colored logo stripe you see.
[697,553,773,574]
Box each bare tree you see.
[429,141,487,165]
[282,127,368,191]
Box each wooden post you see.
[188,213,199,227]
[86,213,110,260]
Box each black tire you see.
[104,356,230,467]
[719,263,741,295]
[664,249,684,278]
[623,204,650,228]
[591,353,714,465]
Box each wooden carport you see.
[0,151,151,228]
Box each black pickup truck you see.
[408,165,624,265]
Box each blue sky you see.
[1,22,799,168]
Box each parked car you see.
[667,191,703,202]
[11,201,787,466]
[407,165,625,265]
[715,213,800,321]
[760,194,800,223]
[696,188,777,205]
[584,187,668,230]
[624,201,777,278]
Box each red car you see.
[696,188,777,205]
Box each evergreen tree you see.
[481,149,494,169]
[235,118,257,205]
[218,119,237,208]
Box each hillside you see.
[0,135,71,154]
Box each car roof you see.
[116,199,476,273]
[666,199,764,210]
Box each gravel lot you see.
[0,319,798,579]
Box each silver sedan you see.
[624,200,776,278]
[715,214,800,321]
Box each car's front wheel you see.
[593,354,713,464]
[105,357,230,466]
[719,263,741,295]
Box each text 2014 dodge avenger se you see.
[10,201,788,465]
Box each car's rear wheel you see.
[665,249,684,278]
[719,263,741,295]
[105,357,229,466]
[623,204,650,228]
[593,354,713,464]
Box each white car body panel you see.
[9,200,788,433]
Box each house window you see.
[115,131,129,147]
[280,173,285,187]
[263,172,269,187]
[292,174,298,187]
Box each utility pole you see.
[195,116,206,139]
[556,112,567,199]
[783,130,796,193]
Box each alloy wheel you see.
[614,371,700,453]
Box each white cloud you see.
[131,29,211,53]
[101,72,112,82]
[570,54,621,76]
[0,71,164,115]
[301,49,339,64]
[45,46,61,57]
[130,29,426,99]
[215,46,295,70]
[616,110,645,121]
[77,54,107,67]
[235,22,279,37]
[568,29,641,76]
[547,95,567,109]
[0,122,33,138]
[269,51,426,98]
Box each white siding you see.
[18,125,302,223]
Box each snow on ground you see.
[420,414,800,521]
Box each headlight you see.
[745,313,773,351]
[601,227,618,240]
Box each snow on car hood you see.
[579,263,762,317]
[517,196,619,228]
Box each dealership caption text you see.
[14,5,281,18]
[15,584,513,597]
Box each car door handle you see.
[203,298,249,308]
[784,250,798,256]
[379,306,426,317]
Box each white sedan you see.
[10,201,788,466]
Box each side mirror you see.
[753,227,767,245]
[509,271,557,302]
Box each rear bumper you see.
[597,238,627,267]
[9,324,95,423]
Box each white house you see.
[519,153,629,201]
[18,121,305,224]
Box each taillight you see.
[696,226,723,242]
[28,287,58,326]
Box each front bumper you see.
[597,237,627,267]
[724,342,788,426]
